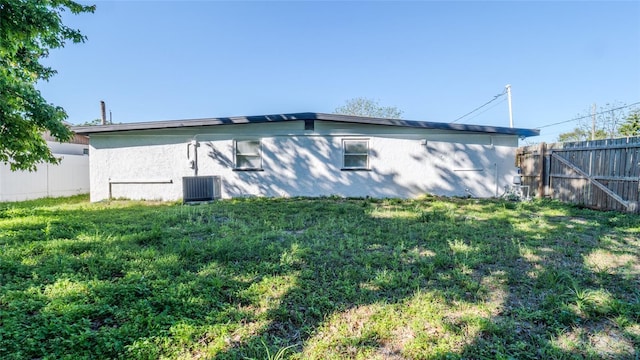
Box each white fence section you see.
[0,154,90,202]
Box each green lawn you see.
[0,195,638,359]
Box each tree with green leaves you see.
[557,127,589,143]
[334,97,403,119]
[0,0,95,171]
[618,110,640,137]
[79,118,105,126]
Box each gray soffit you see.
[72,112,540,137]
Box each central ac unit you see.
[182,176,221,203]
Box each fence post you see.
[537,142,546,198]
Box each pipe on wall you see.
[186,140,199,176]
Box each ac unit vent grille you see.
[182,176,221,202]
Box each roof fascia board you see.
[73,112,539,137]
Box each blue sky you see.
[38,1,640,143]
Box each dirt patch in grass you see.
[554,321,637,359]
[585,250,639,275]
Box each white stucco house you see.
[73,112,539,202]
[0,132,90,202]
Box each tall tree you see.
[556,102,631,142]
[0,0,95,171]
[335,97,403,119]
[618,110,640,137]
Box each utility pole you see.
[506,84,513,128]
[591,103,596,140]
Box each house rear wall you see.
[88,120,519,201]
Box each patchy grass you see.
[0,194,639,359]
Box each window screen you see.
[235,140,262,170]
[343,139,369,170]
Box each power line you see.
[537,101,640,129]
[451,89,507,123]
[459,98,507,125]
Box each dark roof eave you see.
[72,113,309,134]
[72,112,540,137]
[316,113,540,137]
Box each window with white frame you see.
[234,140,262,170]
[342,139,369,170]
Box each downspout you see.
[491,136,499,197]
[494,163,499,197]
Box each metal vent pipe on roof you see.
[100,101,107,125]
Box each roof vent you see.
[182,176,221,203]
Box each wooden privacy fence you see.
[516,137,640,213]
